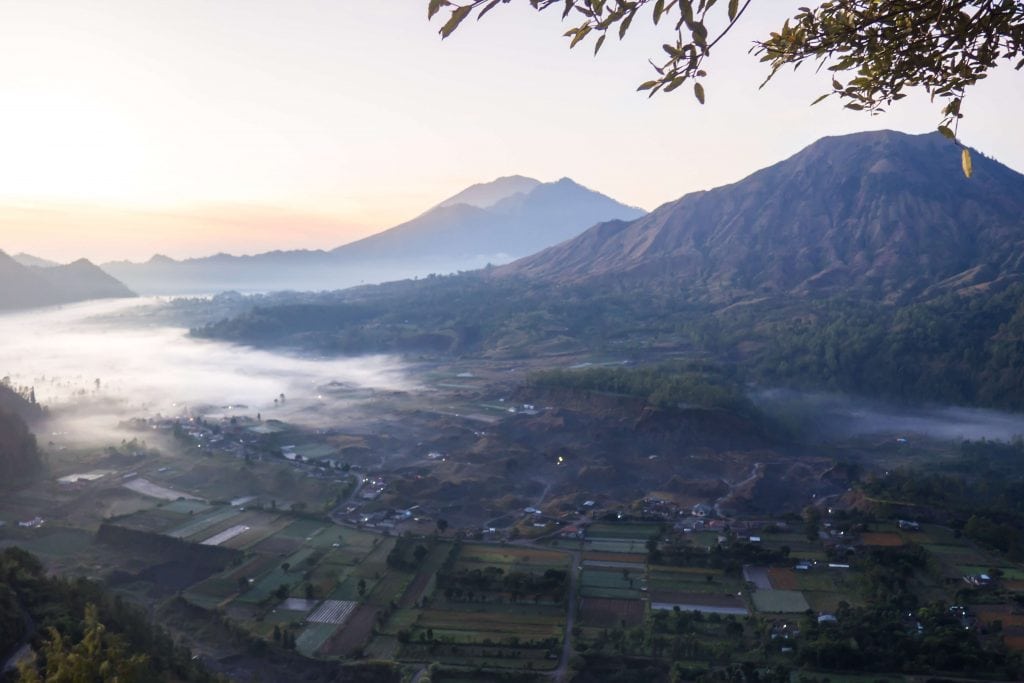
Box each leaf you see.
[937,125,956,140]
[439,5,472,38]
[728,0,739,20]
[961,148,973,179]
[810,92,830,105]
[593,34,606,55]
[693,82,705,104]
[427,0,448,20]
[569,24,591,48]
[653,0,666,25]
[477,0,502,20]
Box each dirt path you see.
[715,462,764,517]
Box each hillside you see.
[503,131,1024,303]
[193,131,1024,410]
[0,251,135,312]
[103,176,644,295]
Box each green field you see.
[586,523,661,540]
[751,590,810,613]
[580,568,643,599]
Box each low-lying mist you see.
[0,298,415,443]
[755,388,1024,443]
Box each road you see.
[327,472,365,524]
[550,549,581,682]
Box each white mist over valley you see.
[0,298,414,441]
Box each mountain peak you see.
[502,130,1024,302]
[436,175,542,210]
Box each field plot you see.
[583,538,649,554]
[318,605,379,657]
[415,609,563,643]
[201,524,250,546]
[751,589,810,613]
[586,523,661,540]
[647,566,735,596]
[368,571,411,605]
[767,568,798,590]
[923,543,991,568]
[183,576,238,609]
[580,597,645,627]
[456,544,567,568]
[650,592,748,615]
[162,499,212,515]
[279,597,318,612]
[0,528,94,559]
[580,567,643,599]
[123,478,199,501]
[397,544,450,610]
[860,532,905,547]
[110,507,189,534]
[296,623,339,657]
[274,519,328,542]
[308,599,358,625]
[581,551,647,564]
[166,507,241,540]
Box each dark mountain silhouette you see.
[502,131,1024,303]
[0,250,135,312]
[102,176,644,295]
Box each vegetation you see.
[0,547,220,682]
[862,438,1024,559]
[196,274,1024,411]
[430,0,1023,149]
[529,363,755,415]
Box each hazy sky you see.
[2,1,1022,262]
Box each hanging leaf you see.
[961,148,973,178]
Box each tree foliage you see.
[18,604,149,683]
[429,0,1023,151]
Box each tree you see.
[436,518,449,534]
[18,604,149,683]
[429,0,1024,173]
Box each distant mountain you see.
[0,250,135,312]
[102,176,645,295]
[12,253,59,268]
[502,131,1024,302]
[333,177,645,264]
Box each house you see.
[817,614,838,624]
[898,519,921,531]
[691,503,713,518]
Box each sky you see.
[1,1,1022,263]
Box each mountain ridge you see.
[0,250,136,311]
[102,176,644,294]
[500,130,1024,303]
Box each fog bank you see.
[0,298,415,439]
[756,389,1024,443]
